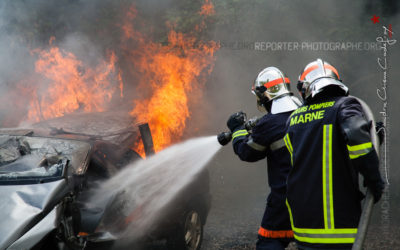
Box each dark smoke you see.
[0,0,398,249]
[0,0,212,126]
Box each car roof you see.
[0,111,142,148]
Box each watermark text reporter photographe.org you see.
[219,41,380,51]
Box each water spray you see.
[90,136,221,244]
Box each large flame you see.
[12,1,218,157]
[26,40,122,122]
[127,3,218,153]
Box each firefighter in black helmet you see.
[284,59,384,249]
[226,67,301,249]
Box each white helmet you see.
[252,67,301,114]
[297,59,348,101]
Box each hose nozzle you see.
[217,132,232,146]
[217,116,260,146]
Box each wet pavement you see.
[200,148,400,250]
[139,146,399,250]
[202,147,270,249]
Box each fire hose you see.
[217,112,259,146]
[217,97,382,249]
[352,97,382,250]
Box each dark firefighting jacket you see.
[284,95,383,247]
[232,111,293,238]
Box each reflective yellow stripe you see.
[285,134,293,152]
[294,235,356,244]
[286,199,295,229]
[347,142,372,159]
[284,134,293,165]
[322,125,328,228]
[294,228,357,235]
[347,142,372,151]
[322,124,334,229]
[286,200,356,244]
[328,125,334,229]
[232,129,248,140]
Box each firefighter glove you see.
[370,181,384,203]
[227,111,246,132]
[356,151,385,203]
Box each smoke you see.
[0,1,118,125]
[0,0,398,248]
[199,0,399,248]
[0,0,215,127]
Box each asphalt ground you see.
[127,146,399,250]
[202,147,291,250]
[201,147,400,250]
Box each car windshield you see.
[0,156,67,181]
[0,135,90,184]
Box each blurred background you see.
[0,0,398,249]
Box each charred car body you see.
[0,112,211,250]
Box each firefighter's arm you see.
[233,114,287,162]
[339,98,384,203]
[226,112,267,162]
[232,132,267,162]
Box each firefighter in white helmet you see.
[285,59,384,249]
[226,67,301,249]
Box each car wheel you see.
[167,209,204,250]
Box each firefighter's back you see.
[285,95,363,249]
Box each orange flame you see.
[26,44,122,122]
[199,0,215,16]
[14,0,217,158]
[127,3,218,153]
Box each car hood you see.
[0,179,68,249]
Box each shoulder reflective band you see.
[323,124,334,229]
[264,77,290,88]
[258,226,293,238]
[270,138,285,151]
[347,142,373,159]
[286,200,357,244]
[300,64,340,81]
[232,129,248,140]
[247,137,267,151]
[284,134,293,165]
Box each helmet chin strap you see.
[297,81,306,101]
[254,87,272,112]
[263,100,272,113]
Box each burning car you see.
[0,112,211,250]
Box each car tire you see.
[166,206,204,250]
